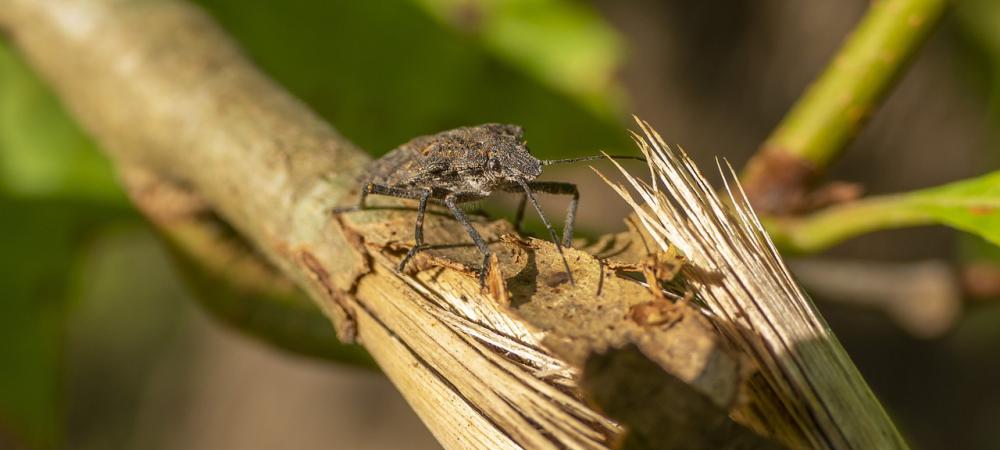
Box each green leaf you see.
[904,170,1000,245]
[0,44,123,202]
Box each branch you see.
[0,1,774,448]
[741,0,947,213]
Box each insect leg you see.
[444,192,492,287]
[334,182,434,273]
[501,182,579,248]
[363,183,428,200]
[331,180,386,213]
[513,194,527,233]
[397,188,433,272]
[358,183,371,209]
[514,179,575,285]
[523,182,579,248]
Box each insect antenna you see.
[540,155,646,166]
[516,178,575,286]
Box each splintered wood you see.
[596,118,907,450]
[337,190,752,448]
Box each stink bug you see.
[335,123,642,288]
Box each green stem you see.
[767,194,935,253]
[770,0,946,165]
[742,0,947,212]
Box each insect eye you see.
[488,158,501,172]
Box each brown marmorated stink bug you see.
[334,123,643,288]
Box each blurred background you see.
[2,0,1000,449]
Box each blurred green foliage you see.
[411,0,625,115]
[0,199,131,449]
[0,46,122,203]
[191,0,632,157]
[0,201,72,449]
[0,41,132,449]
[952,0,1000,121]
